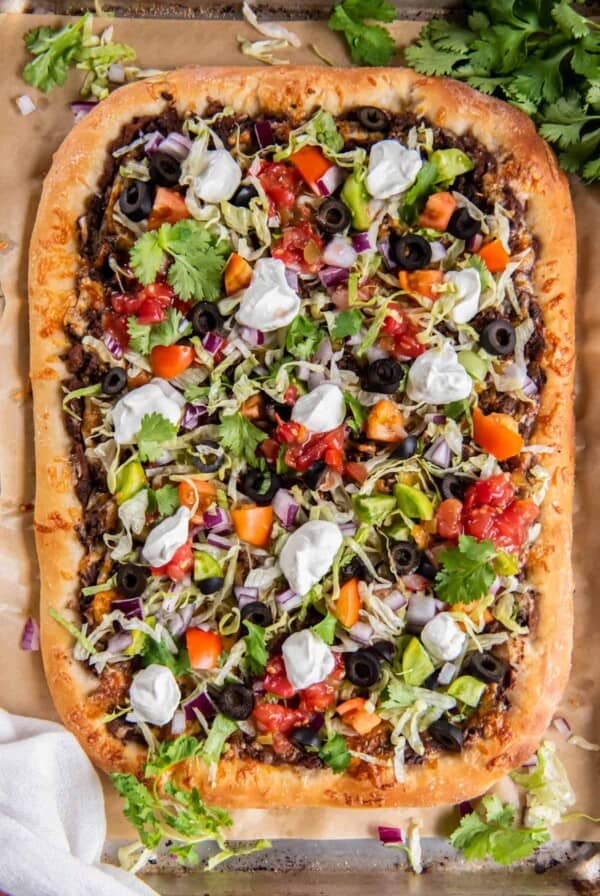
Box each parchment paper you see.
[0,11,597,846]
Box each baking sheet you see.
[0,11,598,847]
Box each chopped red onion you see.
[284,268,299,291]
[402,573,431,593]
[235,586,259,607]
[433,598,447,612]
[180,402,207,432]
[437,662,457,686]
[552,716,571,736]
[20,617,40,651]
[202,332,227,355]
[349,621,373,644]
[112,597,144,619]
[318,266,349,290]
[352,232,372,253]
[308,712,326,731]
[70,100,96,122]
[467,233,484,252]
[17,94,36,116]
[383,591,406,611]
[144,131,164,155]
[254,120,274,148]
[522,375,539,397]
[157,132,192,161]
[315,338,334,365]
[424,413,446,424]
[315,165,344,196]
[102,332,123,359]
[108,632,133,653]
[108,62,125,83]
[424,438,452,469]
[489,577,501,595]
[180,604,194,628]
[378,239,397,271]
[406,595,437,628]
[203,507,232,532]
[339,521,358,536]
[206,533,232,550]
[429,241,447,262]
[171,710,186,735]
[183,691,216,722]
[323,236,357,269]
[239,325,265,346]
[273,489,299,528]
[276,588,302,610]
[378,825,404,844]
[459,800,473,817]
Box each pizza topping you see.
[281,630,335,690]
[112,379,184,444]
[129,664,181,726]
[291,383,346,433]
[444,268,482,324]
[366,140,423,199]
[236,257,301,331]
[420,613,467,662]
[279,520,343,596]
[192,149,242,203]
[141,506,191,567]
[406,343,472,404]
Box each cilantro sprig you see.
[285,315,324,361]
[130,220,231,302]
[404,0,600,182]
[218,411,267,467]
[435,534,496,605]
[329,0,397,67]
[450,794,550,864]
[137,413,178,463]
[319,730,351,773]
[127,307,192,356]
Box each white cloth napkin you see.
[0,709,158,896]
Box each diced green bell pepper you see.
[194,550,224,582]
[402,637,434,686]
[447,674,486,707]
[458,350,488,382]
[430,149,474,186]
[352,494,396,525]
[394,483,434,521]
[115,459,147,505]
[341,172,371,231]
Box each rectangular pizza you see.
[29,67,575,807]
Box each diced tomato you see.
[435,498,463,540]
[477,239,510,273]
[140,282,175,307]
[231,505,273,547]
[463,473,515,513]
[283,425,345,472]
[259,438,280,464]
[344,461,368,484]
[300,656,345,712]
[111,293,144,315]
[462,473,539,553]
[324,446,343,469]
[380,303,425,359]
[186,628,222,670]
[472,407,524,461]
[276,419,307,445]
[150,344,195,379]
[147,188,191,230]
[490,499,539,552]
[399,269,444,301]
[284,384,300,405]
[258,161,302,211]
[103,310,131,350]
[252,700,308,735]
[263,655,296,699]
[271,223,324,274]
[136,298,165,325]
[402,573,432,592]
[289,145,332,193]
[151,541,194,581]
[417,191,457,231]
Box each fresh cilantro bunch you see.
[404,0,600,182]
[329,0,397,66]
[218,411,267,467]
[450,794,550,864]
[130,220,230,303]
[435,534,496,605]
[319,730,352,772]
[286,316,324,360]
[136,413,178,463]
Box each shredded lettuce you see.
[511,741,575,828]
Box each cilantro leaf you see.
[435,534,496,605]
[129,230,164,285]
[23,16,86,92]
[450,795,550,865]
[218,412,267,467]
[319,730,351,773]
[137,413,178,462]
[312,612,337,645]
[400,161,440,226]
[285,315,324,361]
[111,773,163,849]
[329,2,396,67]
[341,0,396,23]
[243,620,268,676]
[552,0,590,40]
[154,484,180,517]
[404,39,467,76]
[141,637,191,676]
[330,309,363,340]
[144,735,203,778]
[201,713,237,767]
[127,307,192,356]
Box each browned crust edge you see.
[29,67,575,807]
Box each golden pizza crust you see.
[29,67,575,807]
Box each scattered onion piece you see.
[16,94,36,116]
[20,616,39,651]
[242,1,301,47]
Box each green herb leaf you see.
[129,230,165,285]
[137,413,178,462]
[201,713,238,767]
[343,391,368,434]
[154,484,181,517]
[330,309,363,340]
[145,735,203,778]
[329,1,396,67]
[312,612,337,645]
[435,534,496,605]
[141,637,191,676]
[400,161,440,225]
[127,307,192,356]
[450,794,550,865]
[23,15,87,92]
[218,412,267,467]
[285,315,324,360]
[319,730,351,773]
[243,620,269,676]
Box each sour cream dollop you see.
[407,342,472,405]
[366,140,422,199]
[282,630,335,690]
[445,269,482,324]
[129,664,181,726]
[421,613,466,662]
[112,379,185,445]
[291,383,345,433]
[142,506,191,567]
[236,258,301,331]
[279,520,343,596]
[193,149,242,203]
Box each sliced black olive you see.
[447,207,481,240]
[341,555,367,583]
[240,469,281,506]
[216,683,255,720]
[390,234,432,271]
[290,726,323,751]
[344,649,382,688]
[192,440,224,474]
[392,435,418,460]
[190,302,223,337]
[480,319,516,356]
[391,541,421,576]
[429,718,464,752]
[231,184,259,208]
[465,651,508,684]
[303,460,327,490]
[355,106,389,132]
[149,151,181,187]
[371,640,395,664]
[365,358,403,394]
[102,366,128,396]
[115,563,148,598]
[241,601,273,629]
[316,198,351,235]
[198,576,225,595]
[118,180,154,222]
[417,554,437,581]
[440,474,467,501]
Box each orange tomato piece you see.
[418,191,457,231]
[365,399,406,442]
[147,187,191,230]
[472,407,524,461]
[224,253,253,296]
[334,577,361,628]
[186,628,223,670]
[344,461,368,485]
[289,145,332,192]
[232,504,273,547]
[477,239,510,273]
[337,697,381,734]
[337,697,367,716]
[150,344,195,379]
[399,269,444,300]
[435,498,463,539]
